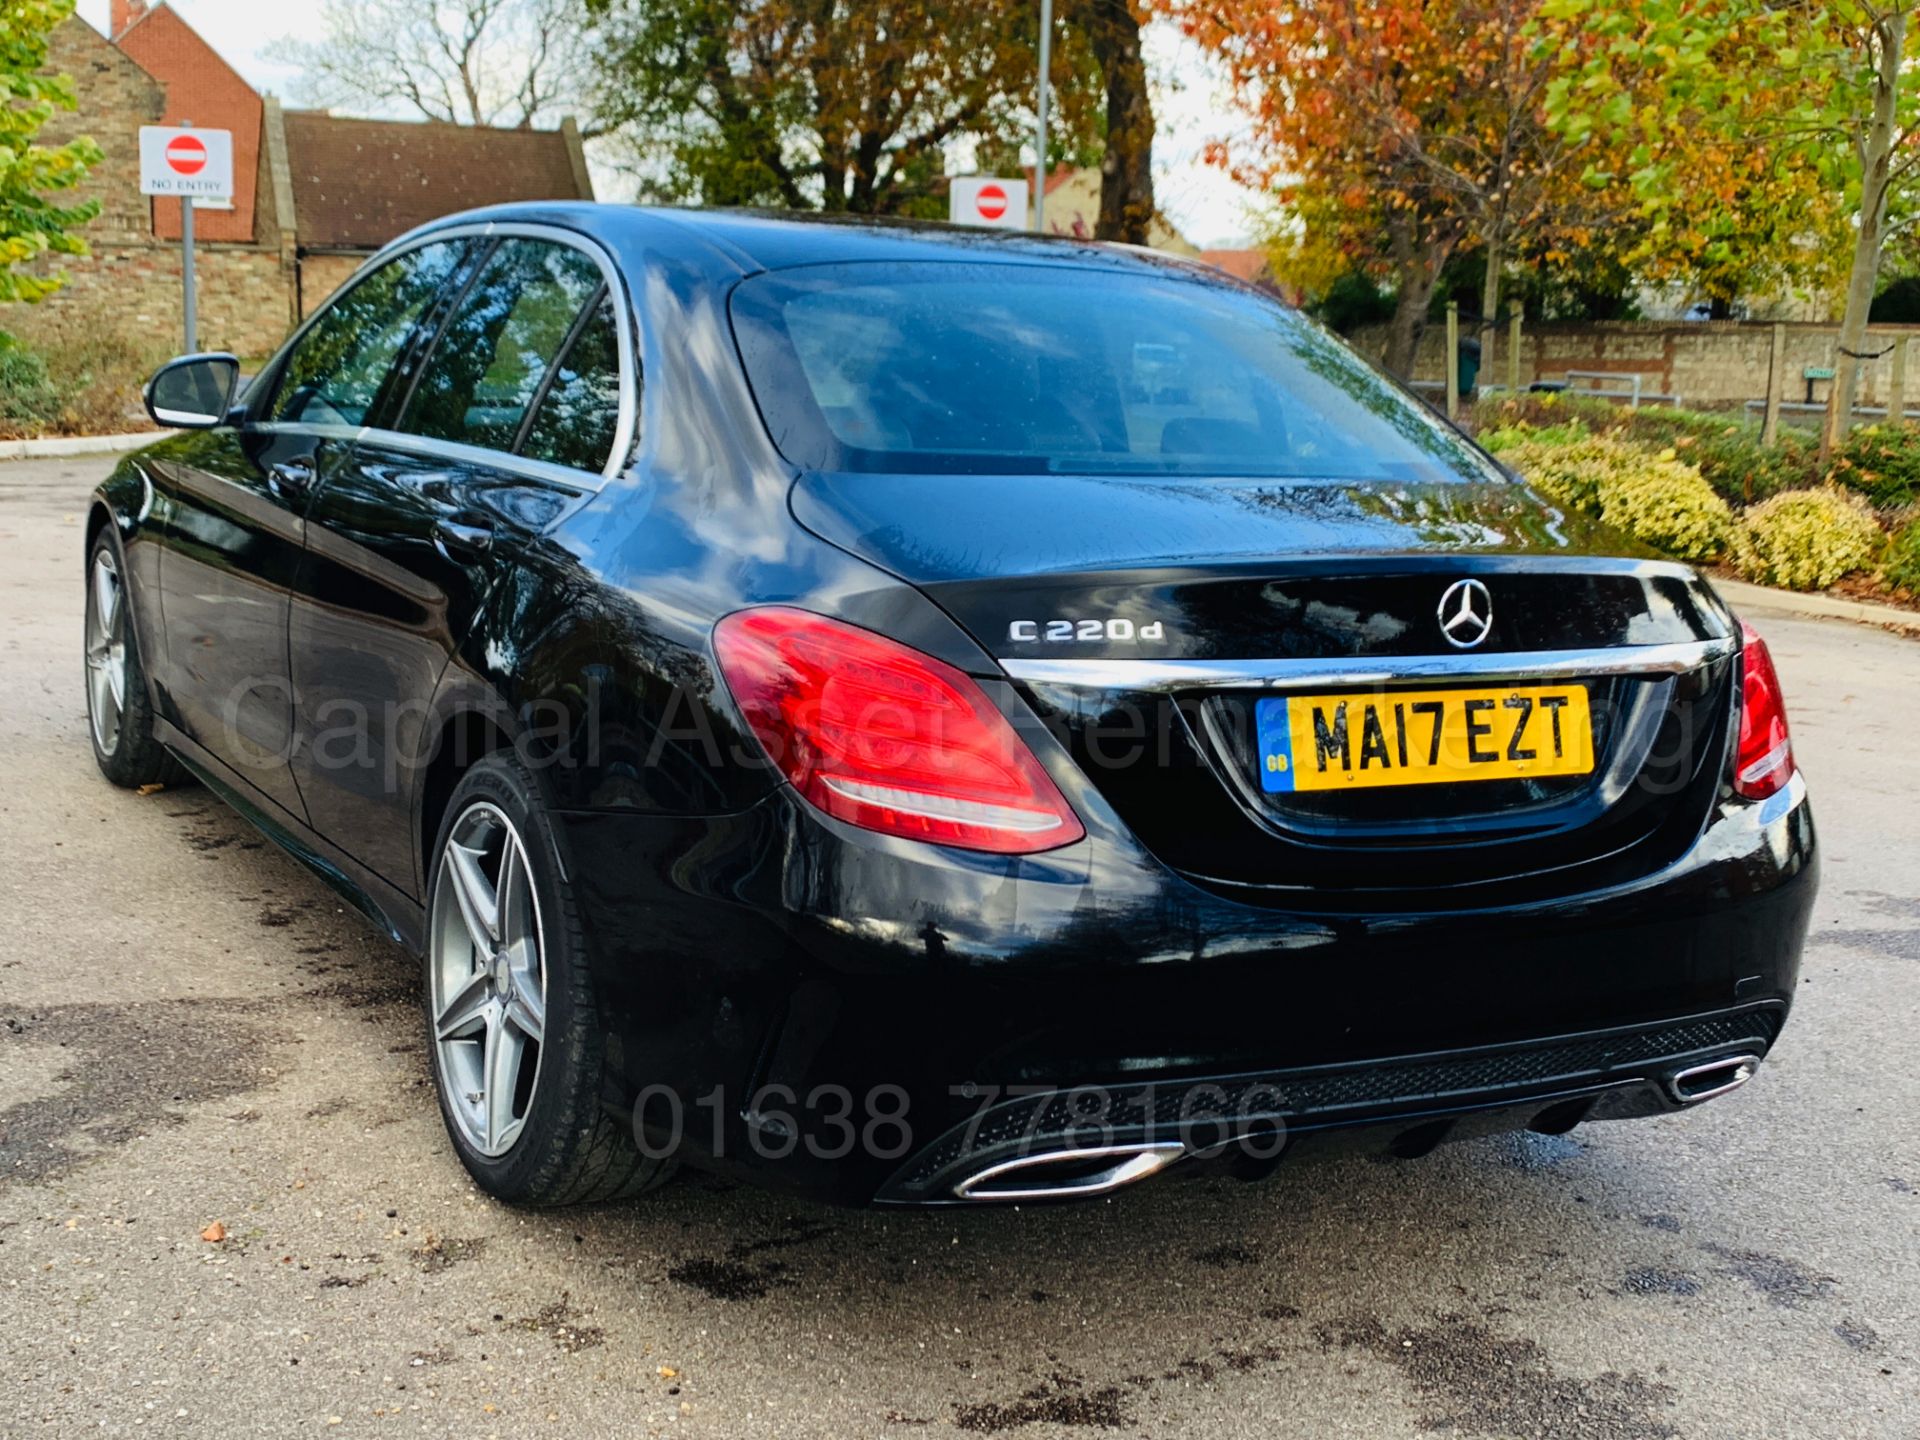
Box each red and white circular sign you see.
[165,134,207,176]
[974,184,1008,221]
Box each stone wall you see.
[16,243,293,359]
[1355,318,1920,412]
[297,253,367,318]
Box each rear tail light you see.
[713,607,1085,855]
[1732,621,1794,800]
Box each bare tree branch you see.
[280,0,594,130]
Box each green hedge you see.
[1488,429,1732,561]
[0,330,166,440]
[1731,488,1883,591]
[1471,393,1837,505]
[1831,425,1920,509]
[1882,517,1920,594]
[1474,399,1920,590]
[0,336,62,430]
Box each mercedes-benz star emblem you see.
[1438,578,1494,649]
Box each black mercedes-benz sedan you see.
[84,204,1816,1208]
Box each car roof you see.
[400,201,1238,289]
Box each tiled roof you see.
[281,112,592,251]
[1199,248,1274,284]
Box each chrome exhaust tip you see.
[950,1142,1186,1203]
[1666,1054,1761,1106]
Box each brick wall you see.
[116,5,264,245]
[1356,318,1920,412]
[8,18,295,360]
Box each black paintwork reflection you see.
[142,425,332,820]
[290,444,578,896]
[792,472,1628,582]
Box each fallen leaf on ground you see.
[199,1221,226,1243]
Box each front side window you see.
[399,239,607,455]
[729,262,1501,483]
[271,240,468,426]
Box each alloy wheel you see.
[429,801,548,1158]
[85,549,127,756]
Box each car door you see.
[147,242,469,819]
[288,231,631,896]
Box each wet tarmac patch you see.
[1833,1317,1881,1351]
[952,1373,1130,1433]
[410,1232,489,1274]
[666,1255,791,1302]
[1847,889,1920,920]
[1496,1131,1587,1171]
[1700,1242,1836,1309]
[0,998,283,1188]
[1318,1312,1679,1440]
[666,1215,835,1302]
[1812,927,1920,961]
[511,1291,606,1352]
[1621,1266,1701,1297]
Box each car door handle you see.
[266,457,316,503]
[433,516,494,560]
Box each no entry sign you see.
[138,125,233,199]
[166,134,207,174]
[951,176,1030,232]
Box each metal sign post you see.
[138,122,232,354]
[181,195,196,352]
[1034,0,1054,234]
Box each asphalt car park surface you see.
[1,453,1916,1439]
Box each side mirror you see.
[145,353,240,430]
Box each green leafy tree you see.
[581,0,1103,217]
[1165,0,1617,380]
[1,0,101,306]
[1539,0,1914,455]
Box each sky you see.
[75,0,1264,248]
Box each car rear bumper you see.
[872,1003,1781,1203]
[552,773,1816,1206]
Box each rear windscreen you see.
[729,261,1500,482]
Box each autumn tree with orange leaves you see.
[1163,0,1608,376]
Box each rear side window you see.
[521,292,625,473]
[729,262,1499,483]
[399,239,606,455]
[271,240,468,425]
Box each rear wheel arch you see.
[417,708,515,898]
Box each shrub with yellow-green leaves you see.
[1490,431,1732,561]
[1482,431,1637,511]
[1731,487,1882,591]
[1595,454,1734,562]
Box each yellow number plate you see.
[1255,686,1595,793]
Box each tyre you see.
[85,531,187,790]
[424,750,674,1205]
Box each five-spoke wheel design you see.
[85,548,127,758]
[429,801,548,1158]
